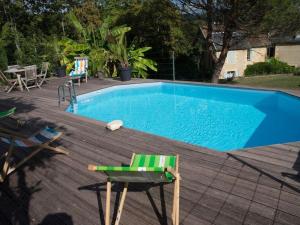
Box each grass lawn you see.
[230,74,300,90]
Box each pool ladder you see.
[58,80,77,107]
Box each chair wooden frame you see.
[0,127,69,182]
[88,154,180,225]
[21,65,38,91]
[0,70,18,93]
[37,62,49,88]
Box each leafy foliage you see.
[261,0,300,36]
[0,0,299,81]
[73,0,102,30]
[0,46,7,70]
[113,0,195,56]
[244,58,295,76]
[0,0,201,79]
[129,46,157,78]
[66,12,157,78]
[293,67,300,76]
[55,38,89,73]
[107,26,132,68]
[107,25,157,77]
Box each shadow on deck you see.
[0,97,72,225]
[0,78,300,225]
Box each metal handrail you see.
[58,81,77,106]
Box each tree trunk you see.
[212,58,226,83]
[211,43,231,83]
[211,27,233,83]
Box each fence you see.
[146,50,211,81]
[146,51,176,80]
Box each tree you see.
[0,0,77,66]
[113,0,193,56]
[73,0,102,29]
[178,0,300,83]
[103,0,202,80]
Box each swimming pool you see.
[67,82,300,151]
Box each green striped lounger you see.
[0,127,62,149]
[0,126,68,182]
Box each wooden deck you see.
[0,77,300,225]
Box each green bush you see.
[244,58,295,76]
[0,46,8,70]
[293,67,300,76]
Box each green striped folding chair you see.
[0,126,69,182]
[88,153,180,225]
[0,107,16,119]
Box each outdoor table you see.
[4,67,25,91]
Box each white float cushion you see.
[106,120,123,131]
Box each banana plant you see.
[89,47,111,76]
[107,25,131,68]
[108,26,157,77]
[54,38,89,73]
[67,12,111,76]
[129,46,157,78]
[66,12,157,78]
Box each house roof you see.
[271,35,300,45]
[201,25,300,51]
[212,32,270,51]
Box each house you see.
[273,35,300,67]
[212,32,271,79]
[212,33,300,79]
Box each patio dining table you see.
[4,67,26,91]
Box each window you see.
[227,51,236,64]
[247,49,251,61]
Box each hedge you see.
[244,58,295,76]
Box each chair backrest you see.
[29,126,61,144]
[131,154,177,182]
[73,57,88,75]
[91,154,178,183]
[7,65,20,70]
[40,62,49,76]
[24,65,37,80]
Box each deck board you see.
[1,77,300,225]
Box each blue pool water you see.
[67,82,300,151]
